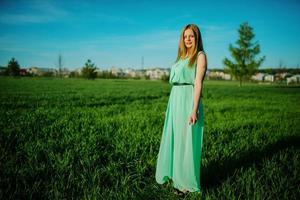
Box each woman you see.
[155,24,207,196]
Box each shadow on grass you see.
[201,135,300,189]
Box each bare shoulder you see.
[197,50,206,56]
[197,51,207,67]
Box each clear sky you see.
[0,0,299,70]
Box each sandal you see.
[173,188,189,196]
[182,189,189,194]
[173,188,184,196]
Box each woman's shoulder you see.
[197,50,206,56]
[196,50,207,68]
[197,51,207,63]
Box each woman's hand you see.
[188,111,198,125]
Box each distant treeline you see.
[209,68,300,74]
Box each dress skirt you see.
[155,84,204,193]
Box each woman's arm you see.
[189,52,207,125]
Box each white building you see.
[110,67,125,77]
[207,70,231,80]
[287,74,300,85]
[251,72,266,81]
[279,72,293,79]
[27,67,58,76]
[123,68,138,77]
[223,73,232,80]
[264,74,274,82]
[146,68,169,79]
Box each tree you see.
[7,57,20,76]
[57,53,64,78]
[81,59,97,79]
[161,74,170,82]
[223,22,265,86]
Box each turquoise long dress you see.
[155,51,205,193]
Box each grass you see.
[0,77,299,199]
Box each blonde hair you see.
[175,24,204,68]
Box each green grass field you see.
[0,77,299,199]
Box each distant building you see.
[123,68,138,78]
[264,74,274,82]
[27,67,39,75]
[110,67,125,77]
[135,69,146,77]
[251,72,266,81]
[287,74,300,85]
[19,68,28,76]
[279,72,293,79]
[27,67,58,76]
[146,68,169,79]
[223,73,231,80]
[207,70,231,80]
[73,68,83,75]
[251,73,274,82]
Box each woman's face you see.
[183,28,195,50]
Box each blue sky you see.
[0,0,299,70]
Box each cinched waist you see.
[171,82,203,97]
[172,82,194,86]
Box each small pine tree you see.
[7,57,20,76]
[81,59,97,79]
[223,22,265,86]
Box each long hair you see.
[175,24,204,68]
